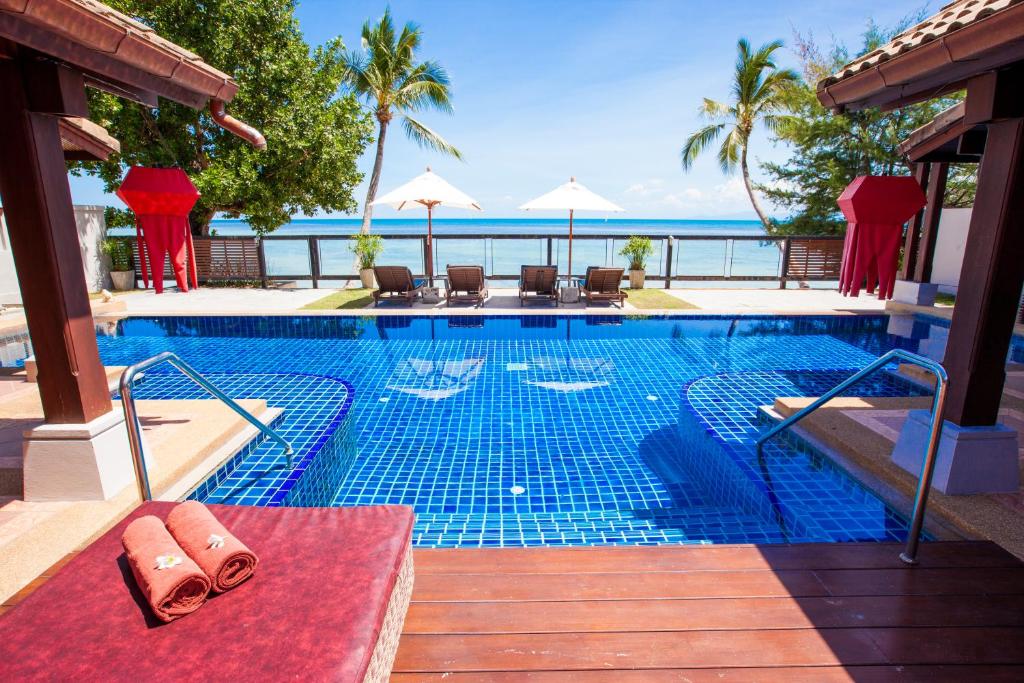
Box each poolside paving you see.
[104,285,889,315]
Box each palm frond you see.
[402,116,463,160]
[681,123,726,171]
[717,127,743,173]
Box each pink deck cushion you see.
[0,502,414,682]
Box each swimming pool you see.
[98,314,938,548]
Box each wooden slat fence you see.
[129,237,260,282]
[785,238,845,281]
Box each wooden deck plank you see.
[812,567,1024,596]
[391,630,889,671]
[404,594,1024,634]
[411,542,1019,574]
[390,665,1024,682]
[412,569,829,602]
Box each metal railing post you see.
[755,349,948,565]
[257,237,269,288]
[307,237,320,289]
[664,236,674,289]
[119,352,294,501]
[546,237,553,266]
[779,237,792,289]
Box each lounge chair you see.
[519,265,559,306]
[445,265,488,307]
[372,265,425,306]
[579,266,627,307]
[0,502,415,681]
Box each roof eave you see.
[817,2,1024,113]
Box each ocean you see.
[201,217,783,286]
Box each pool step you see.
[412,505,795,548]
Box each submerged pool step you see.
[412,505,796,548]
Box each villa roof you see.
[817,0,1024,113]
[58,116,120,161]
[0,0,238,107]
[896,101,983,163]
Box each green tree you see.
[76,0,372,236]
[681,39,798,229]
[758,21,969,235]
[343,8,461,234]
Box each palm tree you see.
[343,9,462,234]
[681,38,798,228]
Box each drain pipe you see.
[210,99,267,150]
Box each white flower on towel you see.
[207,534,226,549]
[154,554,183,570]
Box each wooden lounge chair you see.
[519,265,559,306]
[445,265,488,307]
[580,266,627,307]
[372,265,425,306]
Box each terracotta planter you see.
[110,270,135,291]
[359,268,375,289]
[629,269,646,289]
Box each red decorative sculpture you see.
[837,176,926,300]
[116,167,201,294]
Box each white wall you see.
[0,205,109,305]
[931,207,971,294]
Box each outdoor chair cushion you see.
[0,502,414,682]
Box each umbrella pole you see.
[426,203,434,287]
[567,208,574,283]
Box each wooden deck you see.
[393,542,1024,681]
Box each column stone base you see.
[23,410,134,501]
[892,280,939,306]
[892,409,1020,494]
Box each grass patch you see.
[625,288,699,310]
[302,288,375,310]
[935,292,955,306]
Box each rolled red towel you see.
[166,501,259,592]
[121,515,211,622]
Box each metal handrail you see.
[119,351,293,501]
[755,349,948,565]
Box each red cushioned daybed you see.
[0,502,415,682]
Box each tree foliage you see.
[681,39,799,229]
[758,19,972,236]
[75,0,373,235]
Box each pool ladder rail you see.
[755,349,948,566]
[119,351,294,502]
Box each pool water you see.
[99,314,933,548]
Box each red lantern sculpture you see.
[116,167,201,294]
[837,176,926,300]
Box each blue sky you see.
[69,0,937,220]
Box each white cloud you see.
[623,178,665,197]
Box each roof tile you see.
[822,0,1024,86]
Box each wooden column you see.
[942,117,1024,426]
[0,57,112,423]
[912,162,948,284]
[899,163,930,281]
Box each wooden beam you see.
[964,68,1024,126]
[23,58,89,117]
[943,117,1024,426]
[900,163,930,281]
[912,162,948,284]
[0,58,111,424]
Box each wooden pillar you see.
[912,162,948,284]
[899,163,930,281]
[942,118,1024,426]
[0,57,112,424]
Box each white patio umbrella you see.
[519,177,624,280]
[371,167,482,284]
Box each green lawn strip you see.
[302,288,375,310]
[625,288,699,309]
[935,292,955,306]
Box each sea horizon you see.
[208,217,766,237]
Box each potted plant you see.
[619,235,653,289]
[102,237,135,291]
[350,233,384,288]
